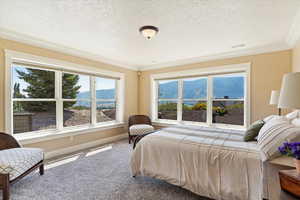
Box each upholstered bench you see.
[0,133,44,200]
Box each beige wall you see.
[0,37,138,152]
[0,37,293,153]
[293,39,300,72]
[139,50,292,123]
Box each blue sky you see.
[12,65,115,97]
[12,65,30,96]
[96,77,115,90]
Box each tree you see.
[13,83,24,98]
[16,68,80,111]
[62,73,81,109]
[192,102,207,110]
[13,83,24,112]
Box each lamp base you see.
[278,108,282,116]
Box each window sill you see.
[15,122,126,145]
[152,120,246,131]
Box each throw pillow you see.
[257,117,300,161]
[243,120,265,142]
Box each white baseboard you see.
[44,133,128,159]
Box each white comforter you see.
[131,125,264,200]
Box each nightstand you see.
[269,156,299,199]
[270,156,295,167]
[279,170,300,198]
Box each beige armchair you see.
[0,132,44,200]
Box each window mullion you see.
[91,76,96,125]
[153,81,159,121]
[177,80,183,122]
[244,73,248,128]
[207,76,213,126]
[56,71,63,130]
[7,62,13,134]
[115,79,120,122]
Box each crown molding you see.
[0,28,139,71]
[286,7,300,48]
[139,42,291,71]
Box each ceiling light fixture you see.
[139,25,159,40]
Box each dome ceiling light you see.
[139,25,159,40]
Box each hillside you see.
[77,89,115,99]
[159,77,244,99]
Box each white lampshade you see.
[269,90,280,105]
[278,72,300,109]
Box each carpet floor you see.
[1,140,210,200]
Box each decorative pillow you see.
[257,117,300,161]
[257,116,288,141]
[243,120,265,142]
[286,110,299,120]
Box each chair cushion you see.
[130,124,154,135]
[0,148,44,180]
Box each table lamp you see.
[270,90,281,115]
[278,72,300,113]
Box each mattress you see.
[131,125,264,200]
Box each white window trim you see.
[150,63,251,129]
[5,50,125,140]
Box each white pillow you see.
[292,118,300,127]
[263,115,281,123]
[257,117,289,141]
[257,117,300,161]
[285,110,299,120]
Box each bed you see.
[131,125,284,200]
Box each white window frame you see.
[150,63,251,129]
[5,50,125,140]
[94,77,118,124]
[181,77,208,125]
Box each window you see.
[182,78,207,122]
[63,73,91,127]
[6,50,124,136]
[95,77,116,123]
[12,65,56,134]
[158,80,178,120]
[152,64,250,128]
[212,75,244,126]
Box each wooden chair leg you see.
[2,174,10,200]
[128,133,132,144]
[39,164,44,176]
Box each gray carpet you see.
[1,140,210,200]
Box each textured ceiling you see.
[0,0,300,70]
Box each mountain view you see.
[158,77,245,125]
[77,89,115,99]
[75,89,115,107]
[159,77,244,99]
[12,67,245,134]
[76,77,244,105]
